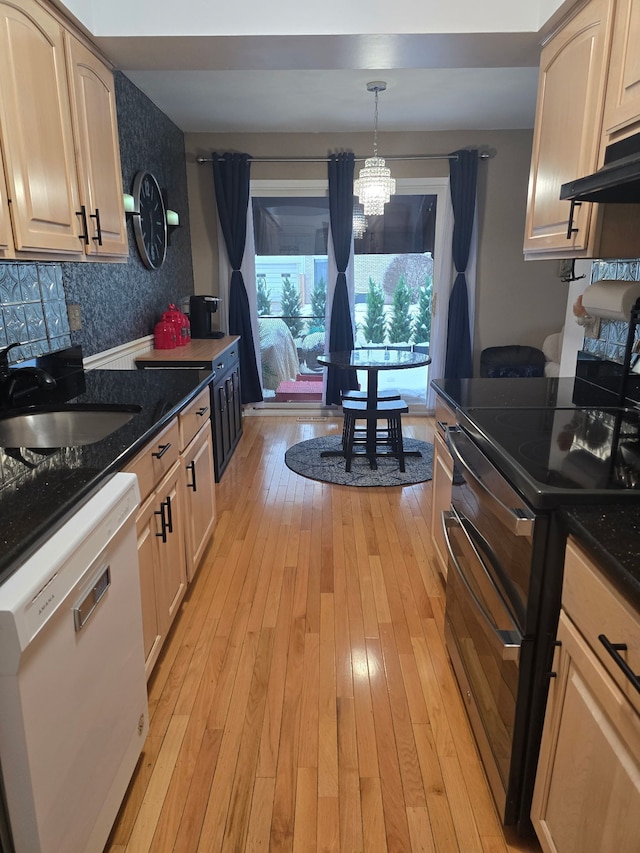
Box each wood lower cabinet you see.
[136,338,244,483]
[531,538,640,853]
[179,386,216,580]
[212,346,243,481]
[125,418,188,677]
[430,397,457,579]
[182,424,216,581]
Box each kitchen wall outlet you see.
[67,303,82,331]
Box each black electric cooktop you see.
[457,405,640,509]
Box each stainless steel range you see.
[442,400,640,833]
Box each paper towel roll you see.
[581,280,640,320]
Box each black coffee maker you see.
[189,295,223,339]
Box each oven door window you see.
[444,507,522,789]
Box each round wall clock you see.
[131,171,167,270]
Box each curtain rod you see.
[196,151,493,165]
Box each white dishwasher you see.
[0,472,148,853]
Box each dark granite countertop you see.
[0,366,212,586]
[431,375,640,615]
[431,375,632,412]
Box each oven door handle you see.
[447,429,534,538]
[442,511,521,661]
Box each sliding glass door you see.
[251,178,450,411]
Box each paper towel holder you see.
[581,279,640,321]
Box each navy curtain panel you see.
[325,152,358,405]
[212,152,263,403]
[444,148,478,379]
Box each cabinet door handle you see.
[152,442,171,459]
[196,406,209,417]
[598,634,640,694]
[164,495,173,534]
[566,199,582,240]
[76,205,90,245]
[155,506,167,542]
[90,208,103,245]
[186,460,197,491]
[219,386,226,413]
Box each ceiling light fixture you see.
[354,81,396,216]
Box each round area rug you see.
[285,435,433,487]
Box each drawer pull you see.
[566,199,582,240]
[155,506,167,542]
[196,406,209,417]
[90,207,103,245]
[76,205,90,245]
[598,634,640,694]
[164,495,173,534]
[187,460,197,491]
[217,361,225,369]
[152,442,172,459]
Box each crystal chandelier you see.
[352,201,367,239]
[354,82,396,216]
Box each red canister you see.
[163,304,189,346]
[154,319,177,349]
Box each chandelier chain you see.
[373,89,379,158]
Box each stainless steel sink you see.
[0,405,141,447]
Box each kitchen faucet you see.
[0,343,57,406]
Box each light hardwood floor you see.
[106,415,540,853]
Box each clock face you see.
[132,171,167,270]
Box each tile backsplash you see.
[0,263,71,363]
[581,259,640,364]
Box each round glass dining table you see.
[317,348,432,468]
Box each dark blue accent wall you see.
[0,72,195,360]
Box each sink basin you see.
[0,405,141,447]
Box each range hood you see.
[560,131,640,204]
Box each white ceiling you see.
[57,0,572,134]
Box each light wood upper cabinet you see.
[524,0,614,259]
[0,0,127,261]
[602,0,640,140]
[0,148,13,259]
[65,32,128,258]
[531,538,640,853]
[0,0,83,256]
